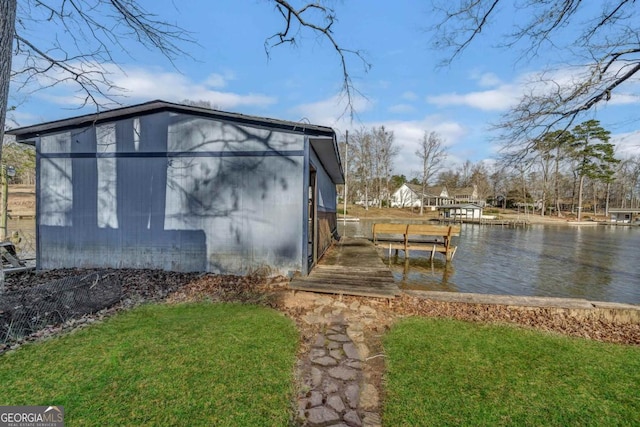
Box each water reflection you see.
[383,254,457,292]
[338,220,640,304]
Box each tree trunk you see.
[605,181,611,217]
[593,181,597,216]
[0,0,17,160]
[577,175,585,221]
[0,0,16,291]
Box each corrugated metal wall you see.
[37,112,306,276]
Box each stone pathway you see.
[289,292,388,427]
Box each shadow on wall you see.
[39,112,303,273]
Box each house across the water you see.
[390,183,453,209]
[7,100,343,276]
[438,203,484,220]
[609,208,640,224]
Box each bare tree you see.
[372,126,398,207]
[416,131,447,215]
[265,1,370,118]
[1,0,197,178]
[1,1,366,172]
[469,162,492,203]
[350,128,373,209]
[431,1,640,159]
[0,0,16,136]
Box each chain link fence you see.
[0,271,121,344]
[10,228,36,261]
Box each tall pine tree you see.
[571,120,619,220]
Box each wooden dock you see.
[289,237,400,298]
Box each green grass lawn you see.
[383,317,640,427]
[0,303,298,426]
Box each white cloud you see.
[203,73,230,88]
[607,93,640,106]
[402,91,418,101]
[611,130,640,158]
[426,85,518,111]
[429,62,640,113]
[471,71,502,88]
[290,93,374,129]
[354,116,468,178]
[388,104,415,114]
[26,62,276,110]
[112,67,275,109]
[291,93,472,178]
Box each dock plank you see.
[289,237,400,299]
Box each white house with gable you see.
[390,183,452,209]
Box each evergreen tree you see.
[571,120,619,220]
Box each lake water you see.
[338,220,640,305]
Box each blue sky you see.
[8,0,640,177]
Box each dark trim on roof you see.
[7,100,335,140]
[438,203,483,209]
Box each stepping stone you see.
[328,341,342,350]
[329,366,358,381]
[327,333,351,342]
[344,410,363,427]
[359,384,379,410]
[345,360,363,370]
[356,343,370,359]
[312,356,338,367]
[311,367,323,387]
[327,394,346,413]
[306,406,340,426]
[361,411,381,427]
[329,325,344,333]
[323,379,340,394]
[343,342,362,360]
[310,348,326,358]
[308,390,324,408]
[330,349,345,360]
[312,334,326,347]
[345,384,360,409]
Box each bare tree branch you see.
[265,0,371,119]
[431,1,640,162]
[9,0,196,113]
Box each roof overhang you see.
[609,208,640,214]
[310,136,344,185]
[6,100,336,141]
[439,203,483,209]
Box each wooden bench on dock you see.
[372,223,461,261]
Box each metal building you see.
[8,100,343,276]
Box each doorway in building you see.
[307,167,317,272]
